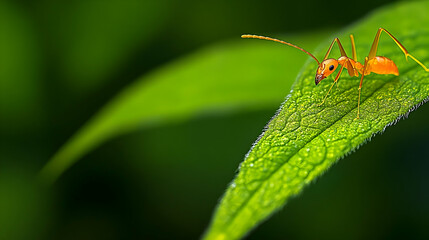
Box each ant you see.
[242,28,429,119]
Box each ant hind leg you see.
[369,28,429,72]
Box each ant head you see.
[315,58,339,85]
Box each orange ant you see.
[242,28,429,119]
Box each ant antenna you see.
[241,34,320,65]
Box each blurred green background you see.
[1,0,429,239]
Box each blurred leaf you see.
[203,2,429,240]
[39,30,331,183]
[0,1,44,133]
[0,164,51,240]
[42,0,170,91]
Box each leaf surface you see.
[203,2,429,240]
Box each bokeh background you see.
[1,0,429,239]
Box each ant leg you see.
[323,38,348,60]
[369,28,429,72]
[356,57,369,119]
[318,64,345,107]
[350,34,357,61]
[323,38,355,77]
[335,59,357,91]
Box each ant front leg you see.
[318,64,345,107]
[323,38,348,60]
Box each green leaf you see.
[43,0,171,92]
[203,2,429,240]
[0,165,50,240]
[0,1,44,132]
[39,30,330,183]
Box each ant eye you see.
[329,65,334,71]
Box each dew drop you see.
[298,170,308,178]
